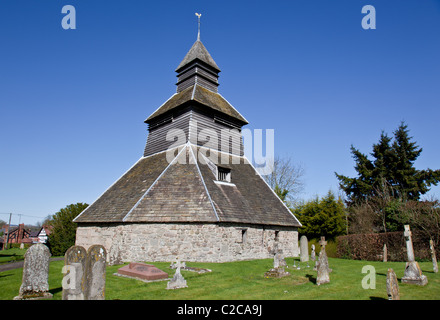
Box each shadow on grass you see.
[376,272,403,281]
[370,296,387,300]
[49,287,62,295]
[0,254,18,258]
[305,274,316,284]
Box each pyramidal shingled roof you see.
[175,40,220,72]
[73,144,301,227]
[145,85,248,124]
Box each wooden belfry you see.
[73,16,301,263]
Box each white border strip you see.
[214,180,236,187]
[217,92,249,124]
[189,144,220,222]
[144,92,178,122]
[244,155,303,227]
[122,145,187,222]
[73,156,145,222]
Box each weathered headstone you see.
[274,250,287,268]
[386,268,400,300]
[85,245,107,299]
[300,236,309,268]
[404,225,415,262]
[430,239,438,273]
[265,249,290,278]
[14,244,53,300]
[311,244,317,270]
[62,245,87,300]
[383,244,388,262]
[316,236,330,286]
[401,225,428,286]
[166,259,188,289]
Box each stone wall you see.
[75,222,299,264]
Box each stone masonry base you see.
[75,223,299,264]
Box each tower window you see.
[217,167,231,182]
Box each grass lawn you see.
[0,248,27,265]
[0,257,439,300]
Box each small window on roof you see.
[217,167,231,182]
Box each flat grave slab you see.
[117,262,169,281]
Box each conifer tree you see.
[336,122,440,203]
[47,202,88,256]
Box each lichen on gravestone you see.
[14,244,53,300]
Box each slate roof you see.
[74,144,301,227]
[145,84,248,125]
[175,40,220,72]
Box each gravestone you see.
[170,257,186,270]
[300,236,309,268]
[62,245,87,300]
[85,245,107,299]
[311,244,317,270]
[275,250,287,268]
[401,225,428,286]
[166,259,188,289]
[14,244,53,300]
[117,262,169,281]
[386,268,400,300]
[383,244,388,262]
[264,250,290,278]
[430,239,438,273]
[316,236,330,286]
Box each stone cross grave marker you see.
[14,244,53,300]
[85,245,107,299]
[264,250,290,278]
[273,249,287,269]
[401,225,428,286]
[430,239,438,273]
[316,236,330,286]
[404,225,415,262]
[386,268,400,300]
[62,245,87,300]
[166,258,188,289]
[300,235,309,268]
[311,244,316,260]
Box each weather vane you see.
[195,13,201,41]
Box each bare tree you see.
[400,196,440,244]
[263,155,305,206]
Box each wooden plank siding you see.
[144,108,244,157]
[177,75,218,93]
[143,111,191,156]
[190,111,243,156]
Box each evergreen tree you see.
[47,203,88,256]
[294,191,347,239]
[336,122,440,203]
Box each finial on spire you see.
[195,13,201,41]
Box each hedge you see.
[336,231,438,262]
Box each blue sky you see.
[1,0,439,225]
